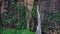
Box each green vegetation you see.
[41,9,60,32]
[1,5,60,34]
[1,4,35,34]
[0,29,34,34]
[31,6,37,18]
[41,10,60,22]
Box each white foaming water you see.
[35,5,41,34]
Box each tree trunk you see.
[35,5,41,34]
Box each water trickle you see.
[35,5,41,34]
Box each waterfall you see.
[35,5,41,34]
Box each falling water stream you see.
[35,5,41,34]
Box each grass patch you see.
[1,29,35,34]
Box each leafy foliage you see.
[31,6,37,18]
[41,9,60,22]
[11,5,27,30]
[41,9,60,31]
[1,5,27,30]
[1,4,35,34]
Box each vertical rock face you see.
[2,0,60,13]
[50,0,58,12]
[40,0,51,11]
[24,0,34,11]
[0,0,1,9]
[24,0,34,29]
[17,0,24,6]
[39,0,60,34]
[0,0,1,14]
[57,0,60,11]
[40,0,60,12]
[25,0,34,11]
[1,0,10,14]
[1,0,34,13]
